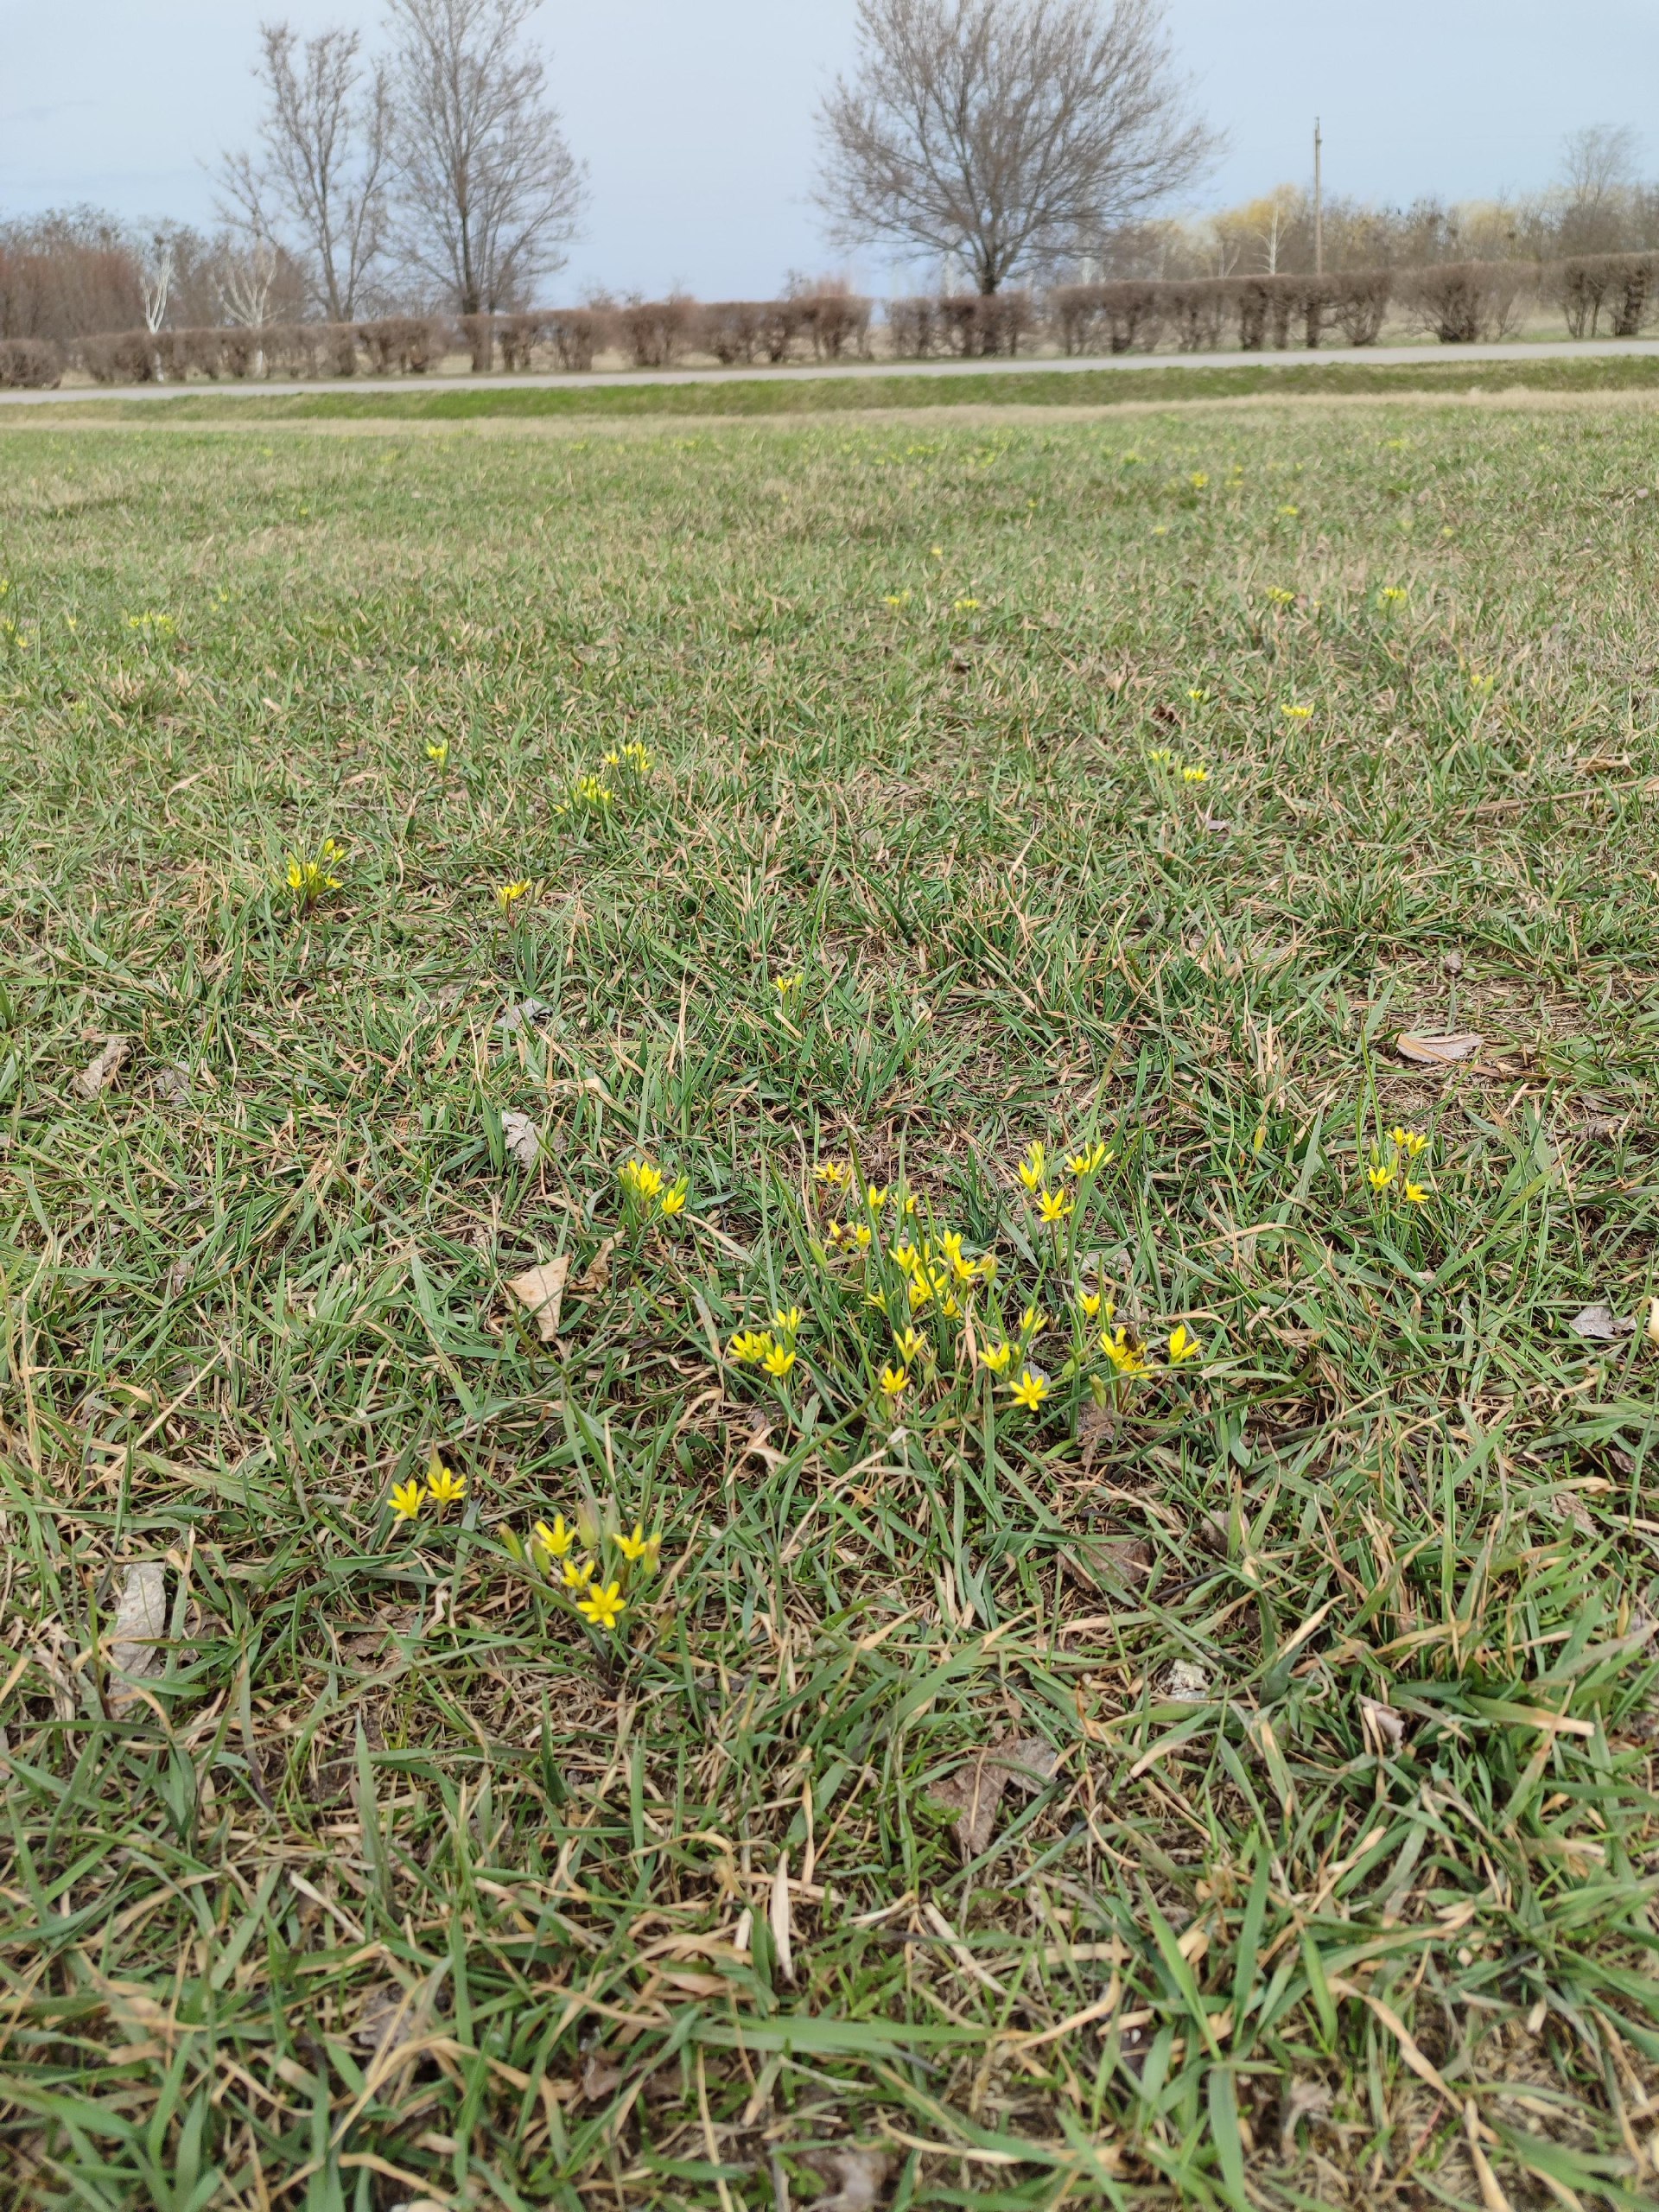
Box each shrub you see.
[1401,261,1529,343]
[937,291,1037,358]
[459,312,496,372]
[0,335,60,388]
[1164,278,1228,353]
[698,302,765,365]
[495,313,541,371]
[1551,252,1657,339]
[756,300,804,363]
[221,327,261,378]
[886,296,939,359]
[1330,270,1391,346]
[79,330,156,383]
[265,322,322,378]
[545,308,603,372]
[616,297,692,370]
[319,322,359,377]
[796,293,872,361]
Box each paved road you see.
[4,334,1659,407]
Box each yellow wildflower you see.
[534,1515,575,1560]
[1368,1163,1395,1190]
[774,973,803,1001]
[1147,747,1174,767]
[981,1340,1014,1376]
[729,1329,774,1363]
[880,1364,909,1397]
[1007,1367,1050,1412]
[953,596,980,612]
[866,1184,890,1212]
[1182,765,1209,784]
[495,880,531,913]
[616,1524,651,1562]
[1281,702,1313,720]
[1404,1181,1430,1205]
[1103,1327,1150,1377]
[1037,1188,1072,1224]
[1188,472,1209,491]
[1019,1306,1046,1338]
[660,1179,688,1218]
[1065,1141,1111,1178]
[853,1224,874,1250]
[1167,1325,1201,1364]
[815,1160,849,1187]
[620,1157,664,1202]
[1017,1141,1046,1192]
[1077,1290,1103,1319]
[425,1457,466,1508]
[390,1479,423,1522]
[563,1555,594,1592]
[579,1580,626,1630]
[425,739,449,766]
[893,1325,926,1364]
[762,1343,797,1380]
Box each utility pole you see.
[1313,117,1324,276]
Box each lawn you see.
[2,400,1658,2210]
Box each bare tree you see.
[817,0,1216,295]
[1554,124,1640,257]
[137,232,176,334]
[384,0,585,315]
[217,22,393,321]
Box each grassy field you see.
[2,397,1659,2211]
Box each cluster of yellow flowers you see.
[1366,1126,1431,1204]
[721,1142,1206,1427]
[425,738,450,769]
[495,878,531,913]
[283,839,346,911]
[601,741,652,774]
[728,1306,804,1380]
[1015,1138,1113,1230]
[509,1507,664,1633]
[389,1449,467,1526]
[619,1154,689,1223]
[1147,750,1209,784]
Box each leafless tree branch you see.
[215,21,392,320]
[384,0,585,315]
[816,0,1217,294]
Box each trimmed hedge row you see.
[0,335,61,387]
[62,253,1659,384]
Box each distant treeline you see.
[4,253,1655,389]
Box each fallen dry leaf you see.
[31,1626,79,1720]
[74,1036,130,1098]
[154,1063,191,1106]
[928,1737,1059,1858]
[500,1110,541,1170]
[1165,1660,1209,1702]
[107,1561,168,1710]
[352,1982,419,2056]
[1359,1698,1405,1754]
[498,996,556,1035]
[573,1236,616,1295]
[1200,812,1233,835]
[1280,2078,1332,2156]
[1064,1532,1153,1593]
[1568,1304,1636,1342]
[1395,1031,1484,1066]
[507,1256,570,1342]
[770,1853,795,1985]
[805,2149,891,2212]
[580,2049,623,2103]
[1077,1399,1113,1471]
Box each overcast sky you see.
[2,0,1656,296]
